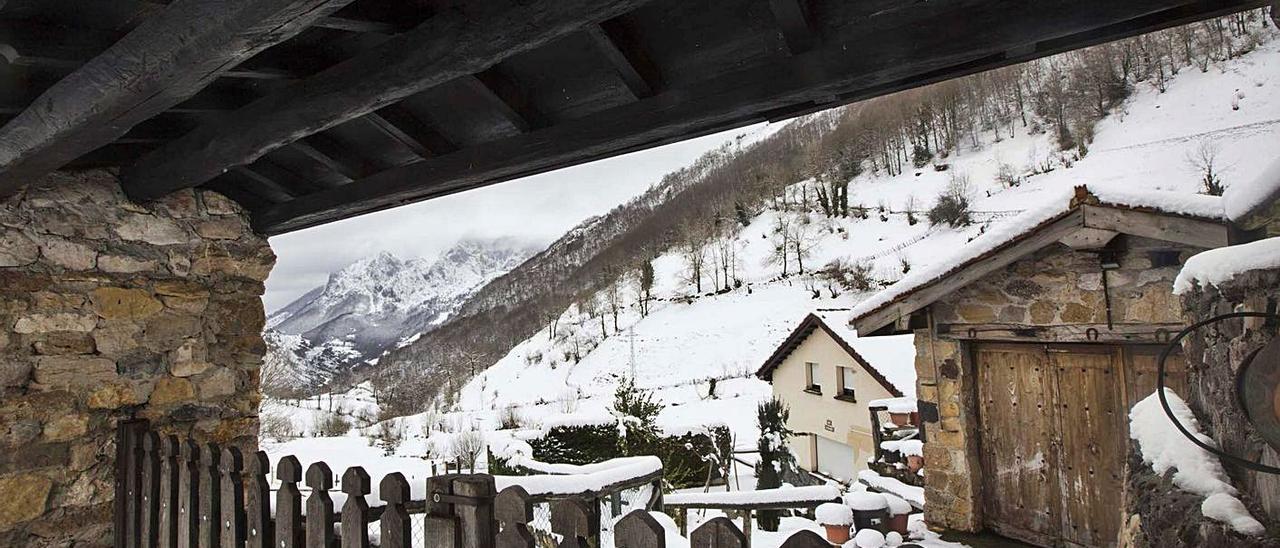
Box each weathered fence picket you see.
[690,517,746,548]
[340,467,372,548]
[198,443,221,548]
[245,451,273,548]
[139,432,161,548]
[124,424,143,548]
[219,446,245,548]
[177,439,200,548]
[305,462,336,548]
[157,436,179,548]
[380,472,413,548]
[425,475,461,548]
[551,498,599,548]
[454,475,497,548]
[494,486,534,548]
[778,529,828,548]
[275,456,304,548]
[615,510,665,548]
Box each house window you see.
[805,362,821,393]
[836,366,856,401]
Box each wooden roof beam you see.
[768,0,819,54]
[365,107,458,159]
[122,0,654,202]
[461,71,550,133]
[0,0,355,197]
[585,20,662,99]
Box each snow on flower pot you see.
[844,492,889,533]
[816,502,853,545]
[899,440,925,473]
[881,493,912,536]
[853,528,886,547]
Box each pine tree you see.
[755,397,796,531]
[612,377,663,455]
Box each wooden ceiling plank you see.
[290,139,363,181]
[0,0,355,197]
[768,0,819,54]
[585,20,661,99]
[251,0,1265,235]
[121,0,656,202]
[460,72,548,133]
[230,166,303,202]
[312,16,402,34]
[373,105,459,156]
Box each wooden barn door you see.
[975,343,1187,548]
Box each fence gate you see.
[974,343,1186,548]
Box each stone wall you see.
[0,170,274,547]
[1119,264,1280,546]
[913,235,1202,532]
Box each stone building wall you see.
[912,235,1202,531]
[1118,265,1280,546]
[0,170,274,547]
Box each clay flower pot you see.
[889,412,912,427]
[907,454,925,473]
[822,524,851,545]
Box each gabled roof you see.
[849,185,1230,336]
[756,313,912,398]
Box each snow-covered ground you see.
[259,31,1280,548]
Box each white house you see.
[756,312,917,482]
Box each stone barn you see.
[848,185,1242,547]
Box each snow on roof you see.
[856,469,924,507]
[1224,157,1280,222]
[664,484,841,507]
[867,397,917,414]
[816,311,917,397]
[1173,236,1280,294]
[850,184,1225,327]
[1129,390,1265,536]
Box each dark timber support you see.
[586,20,662,99]
[0,0,354,197]
[121,0,656,202]
[252,0,1267,234]
[768,0,818,54]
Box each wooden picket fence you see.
[112,420,919,548]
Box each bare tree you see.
[1186,139,1225,195]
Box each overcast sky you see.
[264,122,776,312]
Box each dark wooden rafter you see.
[462,71,550,133]
[252,0,1267,234]
[121,0,657,202]
[768,0,819,54]
[585,19,662,99]
[0,0,355,196]
[365,107,459,159]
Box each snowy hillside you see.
[264,237,540,392]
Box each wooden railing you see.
[113,421,919,548]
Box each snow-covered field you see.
[259,31,1280,548]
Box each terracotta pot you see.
[907,454,924,473]
[889,412,912,427]
[886,513,910,536]
[822,524,851,545]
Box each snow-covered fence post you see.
[340,467,372,548]
[691,516,746,548]
[275,456,304,548]
[305,462,336,548]
[380,473,413,548]
[779,530,828,548]
[614,510,665,548]
[494,486,534,548]
[218,446,246,548]
[245,451,273,548]
[198,443,223,548]
[551,498,599,548]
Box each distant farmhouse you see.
[756,312,916,482]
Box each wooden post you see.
[647,478,664,511]
[198,443,222,548]
[177,439,201,548]
[614,510,665,548]
[609,492,623,518]
[340,467,372,548]
[494,486,534,548]
[690,517,747,548]
[425,475,460,548]
[304,462,336,548]
[245,452,273,548]
[157,436,180,548]
[275,456,304,548]
[741,510,752,548]
[219,447,245,548]
[379,472,412,548]
[140,432,162,548]
[678,508,688,537]
[124,422,144,548]
[453,475,497,548]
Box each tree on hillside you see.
[613,377,663,455]
[1186,140,1225,196]
[755,397,796,532]
[635,261,654,317]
